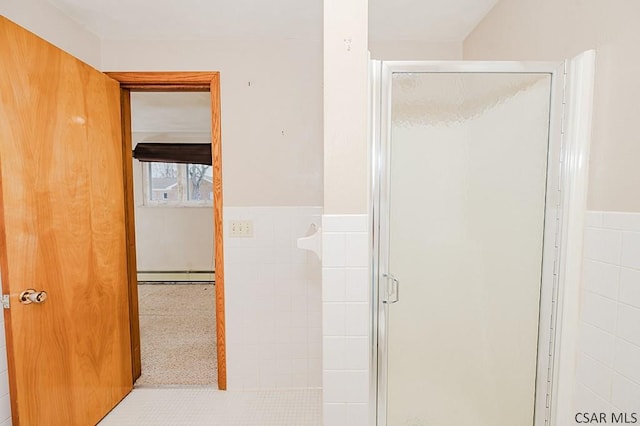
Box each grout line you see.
[617,233,625,289]
[617,300,640,312]
[611,370,640,391]
[587,225,640,233]
[582,257,640,270]
[612,256,622,398]
[578,353,614,401]
[576,380,611,405]
[610,367,640,389]
[322,369,369,373]
[582,349,640,390]
[580,318,640,350]
[582,352,614,371]
[613,334,640,352]
[580,319,616,338]
[583,289,619,303]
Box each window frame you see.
[141,161,213,207]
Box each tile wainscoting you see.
[322,214,370,426]
[224,207,323,390]
[574,212,640,417]
[0,210,637,424]
[318,211,640,425]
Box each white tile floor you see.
[99,388,321,426]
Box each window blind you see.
[133,143,212,165]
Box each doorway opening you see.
[130,91,216,386]
[107,72,227,390]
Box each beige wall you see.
[464,0,640,213]
[323,0,369,214]
[3,5,323,208]
[102,39,323,207]
[132,158,214,272]
[0,0,101,68]
[369,40,462,60]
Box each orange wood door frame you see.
[107,72,227,390]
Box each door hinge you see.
[2,295,9,309]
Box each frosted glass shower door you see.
[381,71,555,426]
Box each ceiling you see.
[47,0,322,41]
[369,0,498,42]
[131,92,211,133]
[47,0,497,42]
[130,92,211,142]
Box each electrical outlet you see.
[229,220,253,237]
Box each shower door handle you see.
[382,273,400,304]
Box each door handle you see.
[19,289,48,305]
[382,273,400,304]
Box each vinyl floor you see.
[99,388,322,425]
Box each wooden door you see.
[0,17,133,425]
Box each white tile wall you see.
[0,273,10,424]
[322,214,370,426]
[224,207,322,390]
[574,211,640,416]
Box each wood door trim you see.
[210,73,226,390]
[107,72,216,90]
[107,71,227,390]
[119,89,142,381]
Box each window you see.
[144,162,213,206]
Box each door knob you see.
[19,289,48,305]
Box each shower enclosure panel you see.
[372,62,565,426]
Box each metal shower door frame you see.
[370,60,566,426]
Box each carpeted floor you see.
[135,283,217,386]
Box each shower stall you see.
[371,54,595,426]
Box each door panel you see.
[382,71,553,425]
[0,16,132,425]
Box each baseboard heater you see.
[137,270,215,283]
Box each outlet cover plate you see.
[229,220,253,237]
